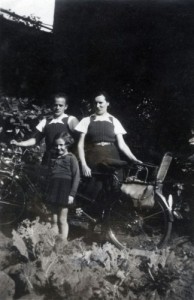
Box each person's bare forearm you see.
[77,134,87,165]
[11,138,36,147]
[77,134,91,176]
[120,144,139,162]
[117,134,142,163]
[77,143,87,166]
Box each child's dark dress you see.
[46,153,80,207]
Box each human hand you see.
[68,196,74,205]
[131,158,142,165]
[189,137,194,145]
[82,164,92,177]
[76,207,83,216]
[10,140,19,146]
[135,159,143,164]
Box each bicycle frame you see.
[0,147,174,249]
[0,146,49,224]
[0,160,42,195]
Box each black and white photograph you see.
[0,0,194,299]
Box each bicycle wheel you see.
[107,193,172,250]
[0,174,26,225]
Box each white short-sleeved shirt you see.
[75,114,127,135]
[36,113,77,132]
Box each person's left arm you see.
[116,134,142,163]
[113,117,142,163]
[68,155,80,204]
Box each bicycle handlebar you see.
[85,161,158,179]
[132,161,157,168]
[0,144,43,156]
[0,145,44,169]
[0,146,22,156]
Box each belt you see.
[94,142,114,146]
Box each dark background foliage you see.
[0,0,194,161]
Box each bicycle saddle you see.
[98,158,128,171]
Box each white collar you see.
[49,113,68,124]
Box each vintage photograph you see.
[0,0,194,299]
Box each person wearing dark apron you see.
[76,92,141,177]
[10,93,79,165]
[75,92,141,203]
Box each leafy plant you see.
[10,218,193,300]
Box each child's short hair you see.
[54,132,74,147]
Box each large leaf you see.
[12,229,29,260]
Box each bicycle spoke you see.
[108,196,171,250]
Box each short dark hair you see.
[54,132,74,147]
[94,91,110,103]
[54,93,69,105]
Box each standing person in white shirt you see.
[75,92,141,177]
[11,93,79,165]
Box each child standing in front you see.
[45,132,80,242]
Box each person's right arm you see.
[77,133,91,177]
[10,138,36,147]
[10,119,46,147]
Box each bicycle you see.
[0,144,48,225]
[0,145,174,250]
[73,152,174,250]
[167,158,194,238]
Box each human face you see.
[53,97,68,117]
[94,95,109,115]
[188,129,194,146]
[189,136,194,145]
[54,138,68,156]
